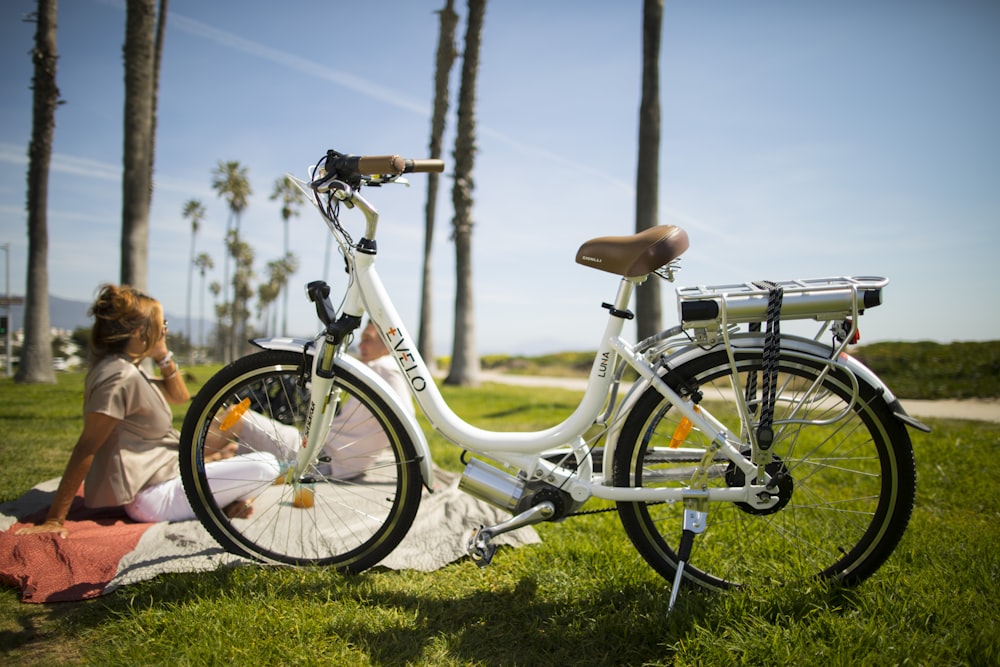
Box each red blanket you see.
[0,487,152,603]
[1,471,541,604]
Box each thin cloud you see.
[167,13,432,117]
[479,127,634,192]
[159,4,626,187]
[93,0,429,115]
[0,142,208,195]
[0,142,117,181]
[166,12,627,186]
[87,1,629,200]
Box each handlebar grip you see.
[356,154,406,176]
[404,159,446,173]
[322,150,446,184]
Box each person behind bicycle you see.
[232,320,413,480]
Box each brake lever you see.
[362,175,410,188]
[310,171,338,193]
[312,176,353,200]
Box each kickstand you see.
[668,507,707,615]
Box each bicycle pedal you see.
[467,526,498,567]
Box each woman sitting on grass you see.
[16,284,279,538]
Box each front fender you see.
[251,337,436,489]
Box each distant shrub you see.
[477,341,1000,400]
[852,340,1000,399]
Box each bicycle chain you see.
[566,454,704,517]
[569,501,667,517]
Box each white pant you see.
[125,451,280,523]
[237,403,390,481]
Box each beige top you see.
[83,354,180,507]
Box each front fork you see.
[290,340,342,483]
[290,281,363,485]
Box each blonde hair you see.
[88,284,163,360]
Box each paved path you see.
[479,372,1000,424]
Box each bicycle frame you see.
[285,177,766,508]
[181,153,922,604]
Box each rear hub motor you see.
[725,453,794,516]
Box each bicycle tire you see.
[612,345,916,591]
[179,350,423,570]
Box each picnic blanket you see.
[0,470,539,603]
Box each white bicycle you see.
[180,149,926,608]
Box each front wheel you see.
[612,346,916,591]
[179,350,423,570]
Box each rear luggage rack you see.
[677,276,887,328]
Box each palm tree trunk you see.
[16,0,59,384]
[229,221,241,362]
[635,0,663,341]
[198,270,205,356]
[148,0,167,178]
[221,218,233,362]
[445,0,486,387]
[185,224,195,363]
[281,218,289,335]
[120,0,156,291]
[419,0,459,374]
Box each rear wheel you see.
[179,350,422,570]
[613,347,915,590]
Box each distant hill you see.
[3,294,209,339]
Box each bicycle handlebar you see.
[318,150,444,187]
[403,158,446,174]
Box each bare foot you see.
[206,441,239,462]
[223,499,254,519]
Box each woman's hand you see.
[16,412,119,540]
[149,336,170,365]
[16,519,69,539]
[148,334,190,403]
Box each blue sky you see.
[1,0,998,354]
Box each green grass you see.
[2,363,999,666]
[481,351,598,377]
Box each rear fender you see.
[604,334,929,472]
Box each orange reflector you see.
[669,405,700,448]
[220,397,251,431]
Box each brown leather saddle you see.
[575,225,689,278]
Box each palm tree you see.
[276,252,298,329]
[182,198,205,364]
[256,279,280,336]
[635,0,663,340]
[16,0,59,384]
[269,175,304,335]
[229,236,255,358]
[257,253,299,335]
[148,0,168,177]
[193,252,213,359]
[419,0,459,375]
[208,279,223,361]
[212,160,251,362]
[120,0,158,291]
[445,0,486,387]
